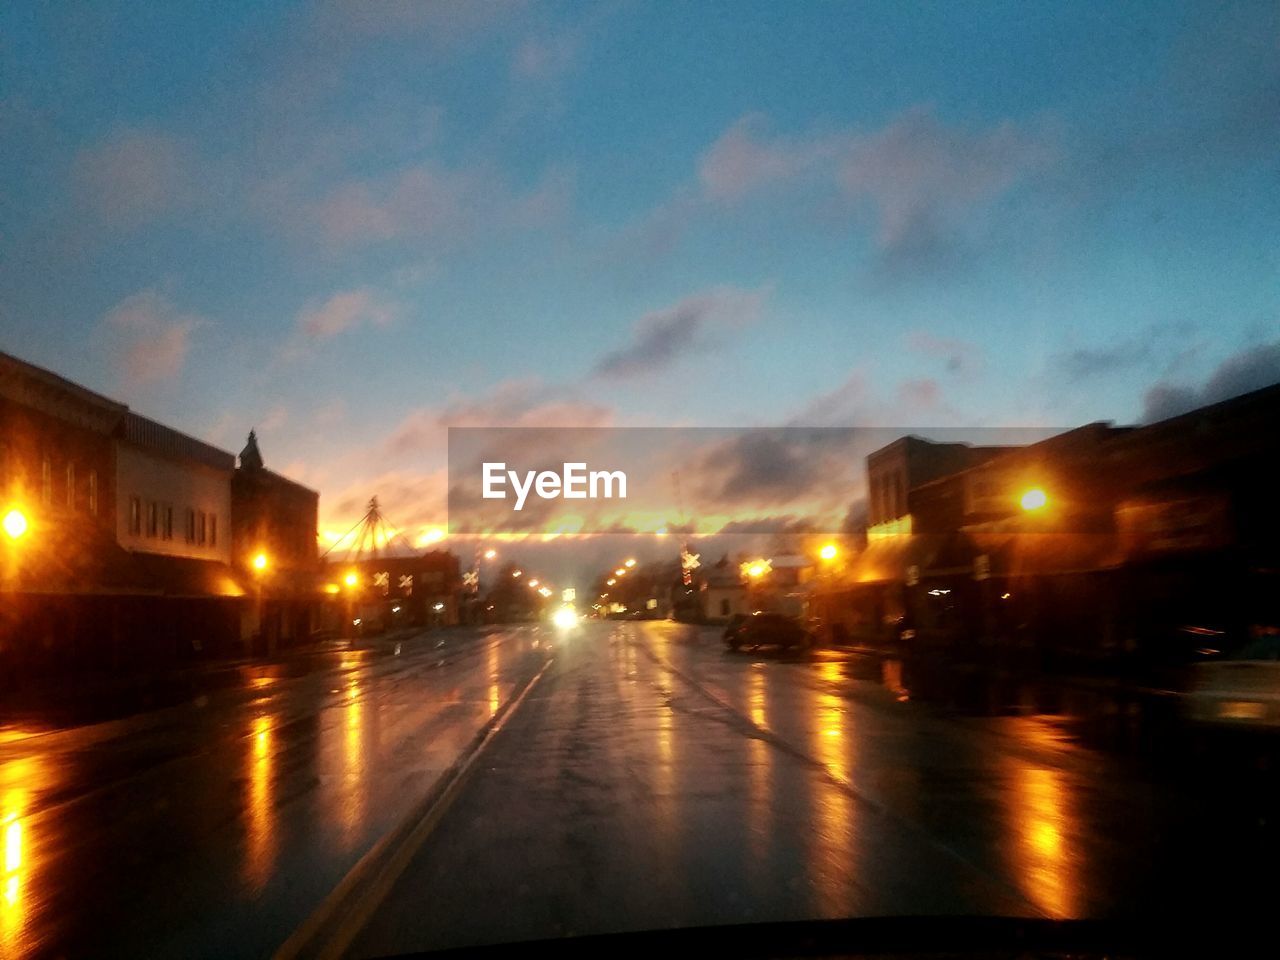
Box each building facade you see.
[3,351,319,678]
[232,432,320,654]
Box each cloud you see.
[627,106,1057,273]
[323,467,451,532]
[591,286,768,379]
[907,331,980,375]
[286,160,568,252]
[787,368,958,427]
[72,131,193,227]
[101,290,202,387]
[787,369,871,426]
[295,287,397,342]
[382,378,613,459]
[703,431,825,505]
[896,378,942,410]
[697,115,835,201]
[319,0,526,43]
[1143,339,1280,422]
[512,33,578,81]
[837,107,1057,270]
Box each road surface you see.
[1,621,1274,958]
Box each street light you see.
[483,548,497,560]
[1020,487,1048,511]
[251,551,269,656]
[624,558,636,568]
[344,571,359,587]
[529,578,539,587]
[3,509,27,541]
[614,568,626,577]
[819,543,838,561]
[512,569,523,578]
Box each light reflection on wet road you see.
[0,626,551,959]
[1,619,1275,958]
[348,619,1276,956]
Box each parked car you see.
[726,612,813,651]
[722,613,750,648]
[1185,632,1280,731]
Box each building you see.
[232,432,320,653]
[2,352,143,677]
[702,556,750,622]
[321,548,462,635]
[113,411,246,658]
[811,382,1280,670]
[2,350,319,677]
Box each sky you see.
[2,0,1278,575]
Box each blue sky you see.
[2,0,1277,537]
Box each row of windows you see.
[128,497,218,547]
[40,456,99,515]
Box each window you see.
[209,514,217,547]
[129,496,142,535]
[66,462,75,508]
[147,501,159,537]
[88,470,98,515]
[42,457,52,504]
[163,505,174,540]
[198,511,207,545]
[185,508,196,543]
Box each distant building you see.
[232,431,320,653]
[703,556,749,622]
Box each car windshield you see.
[2,2,1279,958]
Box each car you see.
[722,613,750,648]
[1184,632,1280,730]
[726,612,813,652]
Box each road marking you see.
[272,655,556,960]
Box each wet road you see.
[3,620,1276,959]
[347,619,1276,957]
[0,626,551,959]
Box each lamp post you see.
[252,552,269,656]
[343,569,359,640]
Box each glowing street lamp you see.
[252,551,269,572]
[606,578,616,586]
[1020,487,1048,511]
[512,569,523,578]
[624,558,636,568]
[819,543,838,561]
[3,509,28,541]
[483,548,497,560]
[344,571,359,588]
[614,568,626,577]
[528,579,539,588]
